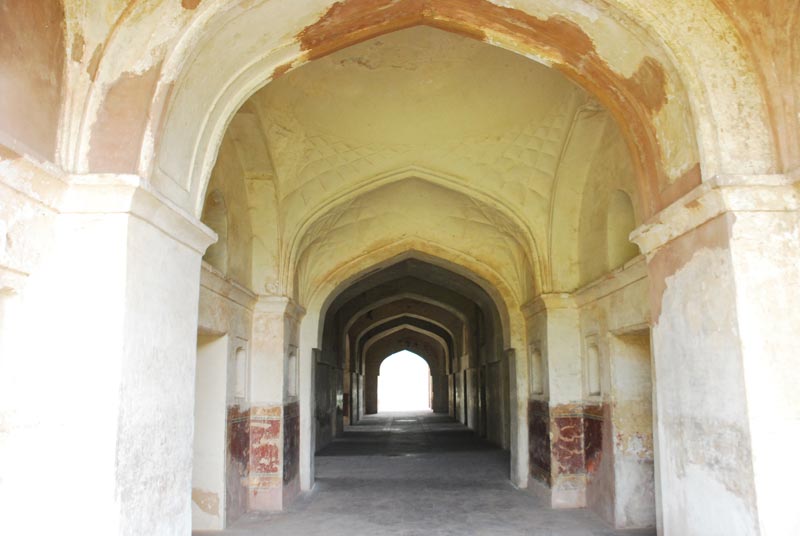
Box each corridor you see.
[196,412,656,536]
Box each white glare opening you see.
[378,350,431,412]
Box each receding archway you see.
[312,257,514,469]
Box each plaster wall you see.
[728,210,800,536]
[0,161,216,536]
[315,357,339,449]
[486,359,507,447]
[541,301,583,406]
[577,116,639,287]
[525,256,653,527]
[197,263,256,524]
[466,368,479,431]
[609,332,655,529]
[0,153,64,303]
[115,213,211,535]
[649,214,759,535]
[7,200,210,536]
[193,335,228,530]
[238,297,303,512]
[294,178,535,306]
[134,0,736,222]
[576,257,653,528]
[202,134,254,285]
[0,1,64,161]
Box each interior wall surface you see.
[525,256,654,530]
[197,263,256,525]
[193,334,229,530]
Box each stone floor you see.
[196,411,656,536]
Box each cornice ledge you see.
[200,262,258,310]
[254,294,306,319]
[572,255,647,307]
[631,173,799,256]
[59,173,216,254]
[521,292,576,318]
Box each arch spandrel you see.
[53,0,782,215]
[134,1,709,212]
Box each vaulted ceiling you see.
[204,26,640,304]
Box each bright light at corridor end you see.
[378,351,431,412]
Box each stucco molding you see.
[254,294,306,319]
[571,256,647,308]
[631,174,800,256]
[521,293,576,319]
[200,262,258,310]
[59,173,217,254]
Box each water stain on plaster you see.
[661,162,701,203]
[647,213,734,323]
[191,488,220,516]
[298,0,668,114]
[0,145,21,161]
[295,0,685,217]
[711,0,800,172]
[271,61,295,81]
[88,62,162,173]
[70,32,85,62]
[87,44,104,80]
[0,0,66,161]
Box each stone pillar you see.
[247,296,304,511]
[632,175,800,536]
[465,367,478,430]
[507,347,529,487]
[365,371,378,414]
[431,374,449,413]
[524,294,588,507]
[0,174,215,535]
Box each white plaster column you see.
[296,301,321,494]
[506,347,529,488]
[0,173,215,536]
[523,294,583,405]
[250,297,291,406]
[539,295,583,406]
[633,174,800,536]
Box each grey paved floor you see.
[196,411,655,535]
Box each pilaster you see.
[0,172,215,535]
[632,174,800,535]
[246,295,305,511]
[523,293,596,508]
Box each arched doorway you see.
[377,350,431,412]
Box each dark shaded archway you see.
[316,258,510,452]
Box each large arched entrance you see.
[1,2,798,536]
[189,22,657,531]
